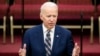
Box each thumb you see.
[75,43,78,48]
[23,43,26,49]
[74,43,80,53]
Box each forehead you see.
[42,6,58,14]
[43,9,58,16]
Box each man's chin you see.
[48,25,55,29]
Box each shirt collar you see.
[42,24,55,33]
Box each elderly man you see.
[19,2,80,56]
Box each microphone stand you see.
[21,0,24,47]
[4,4,11,44]
[6,5,11,36]
[5,0,14,43]
[6,0,14,36]
[80,12,83,56]
[94,0,98,17]
[92,0,100,17]
[6,0,14,37]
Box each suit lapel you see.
[51,26,61,54]
[36,25,46,53]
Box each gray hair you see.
[40,2,58,14]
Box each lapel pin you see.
[56,35,59,38]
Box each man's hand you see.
[72,43,80,56]
[19,44,26,56]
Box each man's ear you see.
[40,13,43,21]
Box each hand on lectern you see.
[19,44,26,56]
[72,43,80,56]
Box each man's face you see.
[40,7,58,29]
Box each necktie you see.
[44,30,51,56]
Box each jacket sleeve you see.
[22,30,32,56]
[66,31,74,56]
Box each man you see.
[19,2,80,56]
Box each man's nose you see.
[50,19,54,22]
[50,17,54,21]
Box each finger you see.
[19,48,22,53]
[75,43,78,47]
[19,48,23,56]
[19,51,22,56]
[75,43,80,54]
[75,43,80,49]
[23,43,26,49]
[74,43,80,51]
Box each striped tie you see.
[44,30,51,56]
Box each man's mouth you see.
[49,23,54,25]
[49,23,55,26]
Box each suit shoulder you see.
[57,25,71,34]
[25,25,41,34]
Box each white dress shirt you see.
[42,24,55,49]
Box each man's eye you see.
[47,15,51,17]
[53,15,56,17]
[47,15,57,18]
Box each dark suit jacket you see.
[23,24,74,56]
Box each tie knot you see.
[47,30,51,37]
[47,30,51,33]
